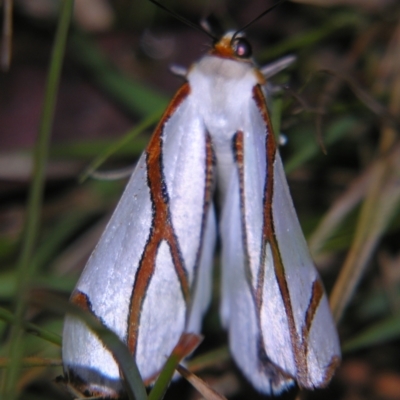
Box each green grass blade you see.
[0,1,74,398]
[80,109,162,182]
[148,334,202,400]
[0,307,61,347]
[284,116,358,174]
[343,314,400,353]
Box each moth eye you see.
[232,37,252,58]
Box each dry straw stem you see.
[329,19,400,323]
[330,144,400,323]
[177,364,228,400]
[309,159,371,258]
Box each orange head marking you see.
[210,33,253,61]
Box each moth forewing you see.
[62,84,217,396]
[268,151,341,388]
[219,75,340,393]
[62,153,153,396]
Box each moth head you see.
[211,32,253,61]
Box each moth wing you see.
[221,160,294,395]
[220,88,340,394]
[62,84,216,395]
[265,152,341,388]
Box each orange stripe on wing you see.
[127,83,191,356]
[302,279,341,387]
[232,129,291,388]
[253,85,312,386]
[70,289,93,313]
[254,85,339,387]
[68,290,123,397]
[187,132,215,316]
[232,131,253,285]
[303,280,324,343]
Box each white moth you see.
[62,32,341,397]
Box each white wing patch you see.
[272,154,319,338]
[162,101,207,285]
[187,205,216,333]
[62,314,121,382]
[260,243,295,375]
[220,171,261,385]
[137,240,186,379]
[76,153,152,340]
[62,153,153,388]
[306,295,338,382]
[241,126,265,291]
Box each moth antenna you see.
[232,0,289,41]
[148,0,217,41]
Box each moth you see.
[62,20,341,399]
